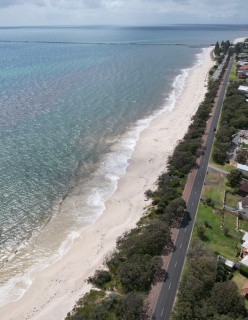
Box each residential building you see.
[238,197,248,214]
[240,65,248,71]
[237,163,248,177]
[239,180,248,197]
[241,282,248,299]
[240,233,248,258]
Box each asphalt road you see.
[152,54,235,320]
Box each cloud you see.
[0,0,247,25]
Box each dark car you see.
[213,127,216,131]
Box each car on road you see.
[213,127,216,131]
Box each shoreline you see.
[0,47,214,320]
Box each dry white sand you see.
[234,37,246,44]
[0,48,214,320]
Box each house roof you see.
[242,198,248,208]
[241,254,248,267]
[239,181,248,193]
[238,86,248,92]
[243,233,248,242]
[242,240,248,248]
[225,260,235,268]
[240,65,248,70]
[242,282,248,290]
[237,163,248,171]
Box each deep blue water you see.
[0,25,247,304]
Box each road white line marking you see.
[161,308,164,316]
[200,174,201,176]
[192,202,194,206]
[175,262,177,267]
[198,182,199,184]
[195,191,196,194]
[180,243,182,248]
[169,283,171,289]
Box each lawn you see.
[229,63,239,82]
[232,272,248,310]
[205,172,219,182]
[224,213,240,236]
[240,220,248,233]
[225,193,241,209]
[194,202,241,261]
[202,177,233,204]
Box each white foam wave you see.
[56,48,208,257]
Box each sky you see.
[0,0,248,26]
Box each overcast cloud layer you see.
[0,0,247,26]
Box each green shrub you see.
[240,265,248,277]
[92,270,112,287]
[226,272,234,281]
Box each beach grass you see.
[193,202,240,261]
[225,193,241,209]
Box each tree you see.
[197,225,206,239]
[227,169,242,187]
[236,150,248,165]
[210,281,247,318]
[116,293,144,320]
[92,270,112,287]
[118,254,162,292]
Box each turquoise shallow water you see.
[0,25,247,305]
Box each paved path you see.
[208,164,229,175]
[151,55,234,320]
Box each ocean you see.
[0,24,247,306]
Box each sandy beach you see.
[0,48,214,320]
[234,37,246,44]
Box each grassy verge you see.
[226,193,241,208]
[229,63,239,82]
[205,172,219,182]
[193,202,240,261]
[202,177,232,204]
[240,220,248,233]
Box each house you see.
[240,65,248,71]
[238,197,248,214]
[239,180,248,197]
[238,86,248,95]
[241,282,248,299]
[237,163,248,177]
[238,61,248,66]
[239,53,248,58]
[238,72,247,79]
[240,233,248,258]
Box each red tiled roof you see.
[240,65,248,70]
